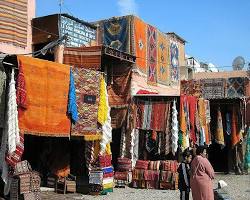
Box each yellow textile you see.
[98,76,108,125]
[180,96,187,148]
[198,98,209,144]
[84,134,102,141]
[215,108,225,147]
[103,182,114,189]
[105,143,111,155]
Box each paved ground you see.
[40,173,250,200]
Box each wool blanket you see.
[157,30,169,85]
[231,107,242,147]
[0,57,6,128]
[215,108,225,148]
[134,16,147,73]
[144,170,160,181]
[188,96,197,143]
[226,77,246,98]
[147,25,157,84]
[71,67,101,137]
[170,42,179,84]
[103,16,131,53]
[135,160,149,170]
[114,171,128,180]
[201,78,225,99]
[17,55,71,137]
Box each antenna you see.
[232,56,245,71]
[59,0,64,16]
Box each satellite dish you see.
[232,56,245,70]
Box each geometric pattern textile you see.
[226,77,246,98]
[170,42,179,84]
[71,67,101,136]
[147,25,157,84]
[157,31,169,85]
[201,78,225,99]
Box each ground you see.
[40,173,250,200]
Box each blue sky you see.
[36,0,250,70]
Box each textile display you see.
[225,112,231,135]
[215,108,225,148]
[89,184,103,194]
[161,160,178,172]
[181,80,201,98]
[131,129,139,168]
[103,16,131,53]
[198,98,209,145]
[107,66,132,107]
[99,154,112,168]
[142,101,153,130]
[157,31,169,85]
[115,179,126,188]
[99,77,112,154]
[164,103,171,155]
[135,160,149,170]
[0,0,28,47]
[170,41,179,84]
[226,77,246,98]
[201,78,225,99]
[17,56,71,137]
[144,170,160,181]
[102,166,114,174]
[0,57,6,128]
[117,157,132,172]
[148,161,161,171]
[132,169,144,180]
[85,141,95,172]
[134,16,147,73]
[71,67,101,137]
[114,171,128,181]
[23,192,41,200]
[5,135,24,167]
[188,96,197,143]
[171,100,179,155]
[89,171,103,185]
[147,25,157,84]
[63,46,102,70]
[98,76,108,126]
[103,172,114,179]
[150,102,167,132]
[103,177,114,185]
[160,171,174,183]
[244,127,250,172]
[110,107,128,129]
[7,68,20,154]
[180,95,188,149]
[67,68,78,123]
[16,60,27,109]
[231,107,242,147]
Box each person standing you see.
[178,149,192,200]
[190,145,215,200]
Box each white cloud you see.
[117,0,138,16]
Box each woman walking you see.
[190,145,215,200]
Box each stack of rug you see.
[114,157,132,187]
[160,160,179,190]
[10,161,41,200]
[102,166,114,194]
[132,160,149,188]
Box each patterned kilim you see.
[226,77,246,98]
[71,67,101,136]
[147,25,157,84]
[103,16,131,53]
[170,42,179,84]
[134,16,147,73]
[181,80,201,98]
[17,56,71,137]
[0,0,28,47]
[157,31,169,85]
[201,78,225,99]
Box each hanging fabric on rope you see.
[215,107,225,149]
[171,100,179,155]
[231,106,242,148]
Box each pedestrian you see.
[178,149,192,200]
[190,145,215,200]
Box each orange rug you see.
[134,16,147,73]
[17,55,71,137]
